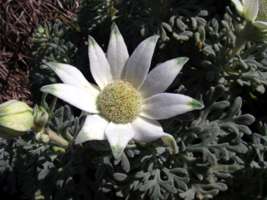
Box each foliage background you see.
[0,0,267,199]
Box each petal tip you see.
[43,62,53,67]
[88,36,96,46]
[231,0,244,12]
[40,86,46,93]
[161,134,178,154]
[176,57,189,65]
[45,62,63,72]
[40,85,54,93]
[75,131,87,145]
[111,145,124,160]
[111,23,119,34]
[189,99,204,110]
[74,138,82,145]
[75,135,90,145]
[151,35,160,42]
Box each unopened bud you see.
[0,100,33,138]
[33,106,49,132]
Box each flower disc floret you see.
[97,81,142,123]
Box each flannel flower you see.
[231,0,267,42]
[41,24,204,159]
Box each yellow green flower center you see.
[97,81,142,124]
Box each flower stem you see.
[45,128,69,148]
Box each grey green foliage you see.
[1,0,267,199]
[250,122,267,168]
[158,1,267,96]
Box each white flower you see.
[231,0,267,30]
[231,0,259,21]
[41,24,204,159]
[231,0,267,44]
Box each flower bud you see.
[33,105,49,132]
[0,100,33,138]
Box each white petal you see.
[161,134,178,154]
[123,35,159,89]
[88,36,112,89]
[140,57,189,97]
[107,24,129,79]
[41,84,98,113]
[132,117,164,142]
[75,115,108,144]
[231,0,244,14]
[105,123,134,159]
[45,62,99,96]
[243,0,259,21]
[254,20,267,29]
[132,117,178,153]
[141,93,204,120]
